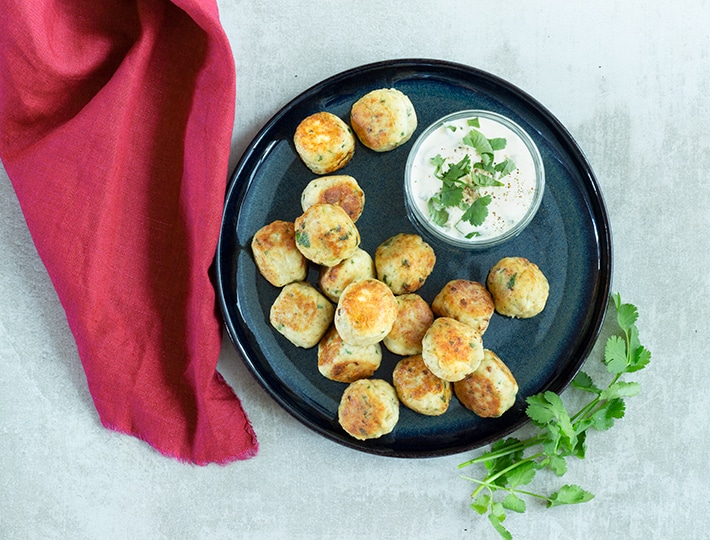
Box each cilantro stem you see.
[458,436,544,469]
[569,398,599,424]
[467,453,545,500]
[510,488,553,502]
[463,475,553,503]
[569,373,622,423]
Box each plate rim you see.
[216,58,613,458]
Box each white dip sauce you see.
[407,113,539,242]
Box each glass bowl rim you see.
[403,108,546,250]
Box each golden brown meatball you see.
[431,279,495,335]
[338,379,399,440]
[269,282,334,348]
[375,233,436,295]
[421,317,484,382]
[350,88,417,152]
[454,349,518,418]
[300,175,365,223]
[293,112,355,174]
[317,325,382,383]
[251,220,308,287]
[318,247,375,303]
[383,293,434,356]
[334,278,398,346]
[392,355,452,416]
[294,203,360,267]
[486,257,549,318]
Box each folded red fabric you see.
[0,0,258,464]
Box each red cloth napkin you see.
[0,0,258,464]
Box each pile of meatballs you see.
[251,88,549,441]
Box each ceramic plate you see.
[216,59,612,457]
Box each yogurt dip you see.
[404,110,544,249]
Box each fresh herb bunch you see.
[427,118,516,237]
[459,293,650,539]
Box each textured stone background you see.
[2,1,708,538]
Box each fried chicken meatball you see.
[431,279,495,335]
[338,379,399,440]
[269,282,334,348]
[454,349,518,418]
[334,278,398,346]
[383,293,434,356]
[251,220,308,287]
[300,175,365,223]
[375,233,436,295]
[486,257,549,318]
[392,355,452,416]
[318,247,376,303]
[317,325,382,383]
[294,203,360,267]
[421,317,484,382]
[350,88,417,152]
[293,111,355,174]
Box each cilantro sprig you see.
[459,293,651,539]
[427,118,516,237]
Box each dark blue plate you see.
[216,59,612,457]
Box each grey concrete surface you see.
[2,1,709,538]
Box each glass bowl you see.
[404,109,545,250]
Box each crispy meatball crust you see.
[300,175,365,222]
[294,203,360,267]
[486,257,549,318]
[318,247,376,303]
[431,279,495,335]
[375,233,436,295]
[334,278,398,346]
[421,317,484,382]
[350,88,417,152]
[383,293,434,356]
[317,325,382,383]
[251,220,308,287]
[392,355,452,416]
[338,379,400,440]
[454,349,519,418]
[293,112,355,174]
[269,282,334,348]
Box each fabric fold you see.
[0,0,258,464]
